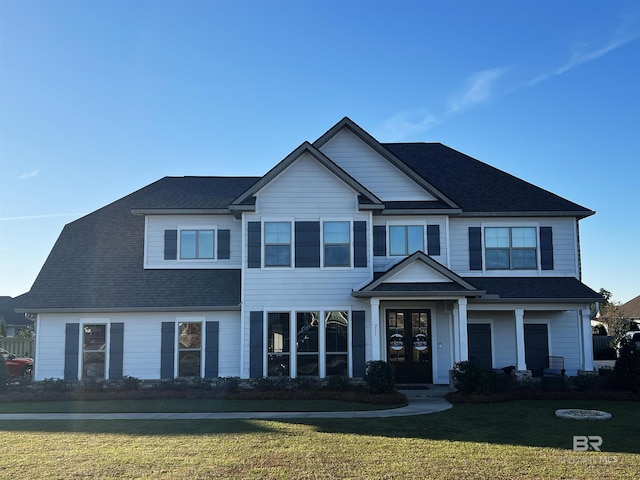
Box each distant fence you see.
[593,335,616,360]
[0,338,34,358]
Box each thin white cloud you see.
[0,213,83,221]
[446,67,509,115]
[18,170,39,180]
[382,27,638,139]
[381,67,508,140]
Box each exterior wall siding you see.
[145,215,242,268]
[319,129,436,201]
[449,217,579,277]
[34,312,240,381]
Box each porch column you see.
[457,298,468,362]
[514,308,527,370]
[370,298,381,360]
[580,308,595,372]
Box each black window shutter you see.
[160,322,175,379]
[540,227,554,270]
[352,311,366,377]
[354,221,367,267]
[109,323,124,379]
[249,311,264,378]
[64,323,80,381]
[218,229,231,260]
[204,321,219,378]
[427,224,441,256]
[247,222,261,268]
[373,225,386,256]
[295,221,320,267]
[469,227,482,270]
[164,230,177,260]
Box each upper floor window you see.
[265,222,291,266]
[180,230,214,259]
[389,225,424,256]
[485,227,537,269]
[323,221,350,267]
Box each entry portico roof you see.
[353,251,485,299]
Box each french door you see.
[386,310,432,384]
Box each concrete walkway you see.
[0,388,453,421]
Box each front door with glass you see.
[386,310,432,384]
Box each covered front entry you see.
[386,310,432,384]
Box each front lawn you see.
[0,399,638,479]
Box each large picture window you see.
[178,322,201,377]
[325,311,348,376]
[485,227,537,269]
[268,313,290,376]
[323,222,350,267]
[83,324,106,379]
[389,225,424,256]
[180,230,214,259]
[265,222,291,266]
[296,312,319,376]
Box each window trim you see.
[483,225,539,271]
[80,320,110,380]
[263,221,293,268]
[388,224,425,256]
[176,320,204,378]
[322,220,352,268]
[178,225,217,261]
[264,308,352,378]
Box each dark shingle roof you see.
[464,277,601,301]
[383,143,594,216]
[16,178,247,311]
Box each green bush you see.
[614,338,640,392]
[363,360,395,394]
[325,375,350,391]
[451,360,485,394]
[0,357,10,392]
[215,376,240,394]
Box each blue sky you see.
[1,0,639,303]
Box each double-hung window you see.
[296,312,319,376]
[267,312,290,376]
[177,322,201,377]
[323,221,350,267]
[485,227,537,269]
[83,324,106,380]
[180,230,215,259]
[265,222,291,266]
[325,311,348,376]
[389,225,424,256]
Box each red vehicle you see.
[1,348,33,380]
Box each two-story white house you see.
[15,117,601,385]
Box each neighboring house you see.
[619,295,640,328]
[0,296,32,337]
[14,117,601,384]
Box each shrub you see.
[363,360,395,394]
[325,375,350,391]
[0,357,9,393]
[451,360,485,394]
[614,338,640,392]
[252,376,291,391]
[215,376,240,394]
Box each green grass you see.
[0,397,396,413]
[0,400,638,479]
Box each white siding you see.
[257,153,358,215]
[320,129,436,201]
[433,303,453,384]
[145,215,242,269]
[387,262,451,283]
[528,310,581,376]
[449,217,579,277]
[372,215,448,270]
[35,311,241,381]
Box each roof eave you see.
[15,305,242,314]
[458,210,596,219]
[131,208,233,215]
[352,290,485,298]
